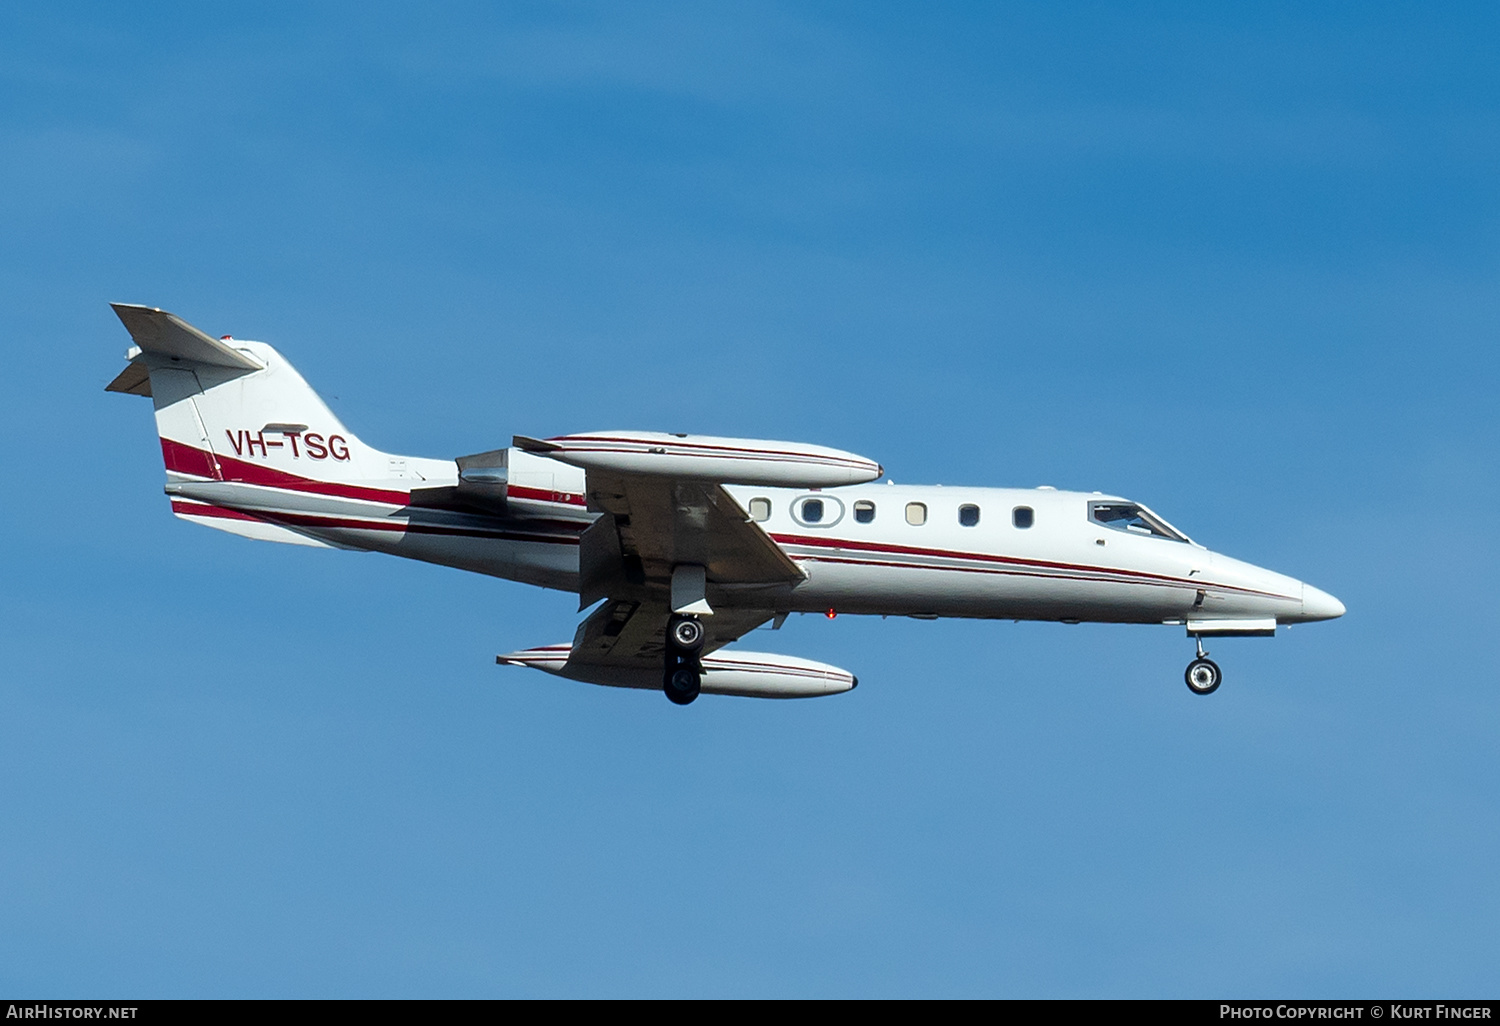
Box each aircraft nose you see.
[1301,584,1346,622]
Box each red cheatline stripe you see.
[258,510,580,544]
[162,438,410,504]
[509,485,587,506]
[704,661,845,680]
[774,531,1188,584]
[160,438,219,480]
[800,549,1287,600]
[790,551,1191,592]
[171,500,261,522]
[772,532,1291,600]
[173,500,580,545]
[408,516,583,542]
[159,438,588,507]
[547,445,867,469]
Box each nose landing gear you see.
[1184,635,1221,695]
[663,614,705,705]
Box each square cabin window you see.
[748,497,771,522]
[958,504,980,527]
[905,502,927,526]
[853,500,876,524]
[1012,506,1034,529]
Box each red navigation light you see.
[826,608,837,619]
[220,335,233,341]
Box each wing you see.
[567,597,776,674]
[513,436,817,679]
[513,430,881,682]
[575,470,804,609]
[565,471,802,673]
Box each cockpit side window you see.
[1088,501,1187,542]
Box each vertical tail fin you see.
[107,303,414,545]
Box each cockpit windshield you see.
[1088,501,1189,542]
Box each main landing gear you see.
[663,614,705,705]
[1184,635,1222,696]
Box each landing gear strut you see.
[663,614,704,705]
[1184,635,1222,696]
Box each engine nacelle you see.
[514,431,882,489]
[498,645,857,699]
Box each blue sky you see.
[1,2,1497,997]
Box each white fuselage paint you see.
[168,447,1328,628]
[114,316,1342,699]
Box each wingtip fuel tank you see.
[515,431,882,489]
[499,645,858,699]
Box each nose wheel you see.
[1184,636,1222,695]
[663,614,704,705]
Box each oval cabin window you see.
[959,504,980,527]
[1013,506,1034,529]
[748,497,771,522]
[853,500,875,524]
[905,502,927,526]
[792,496,843,527]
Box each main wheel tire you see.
[664,666,701,705]
[669,616,705,652]
[1185,657,1222,695]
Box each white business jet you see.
[107,304,1344,704]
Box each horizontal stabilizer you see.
[110,303,262,370]
[105,360,152,396]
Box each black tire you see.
[664,665,700,705]
[669,616,705,652]
[1184,657,1222,695]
